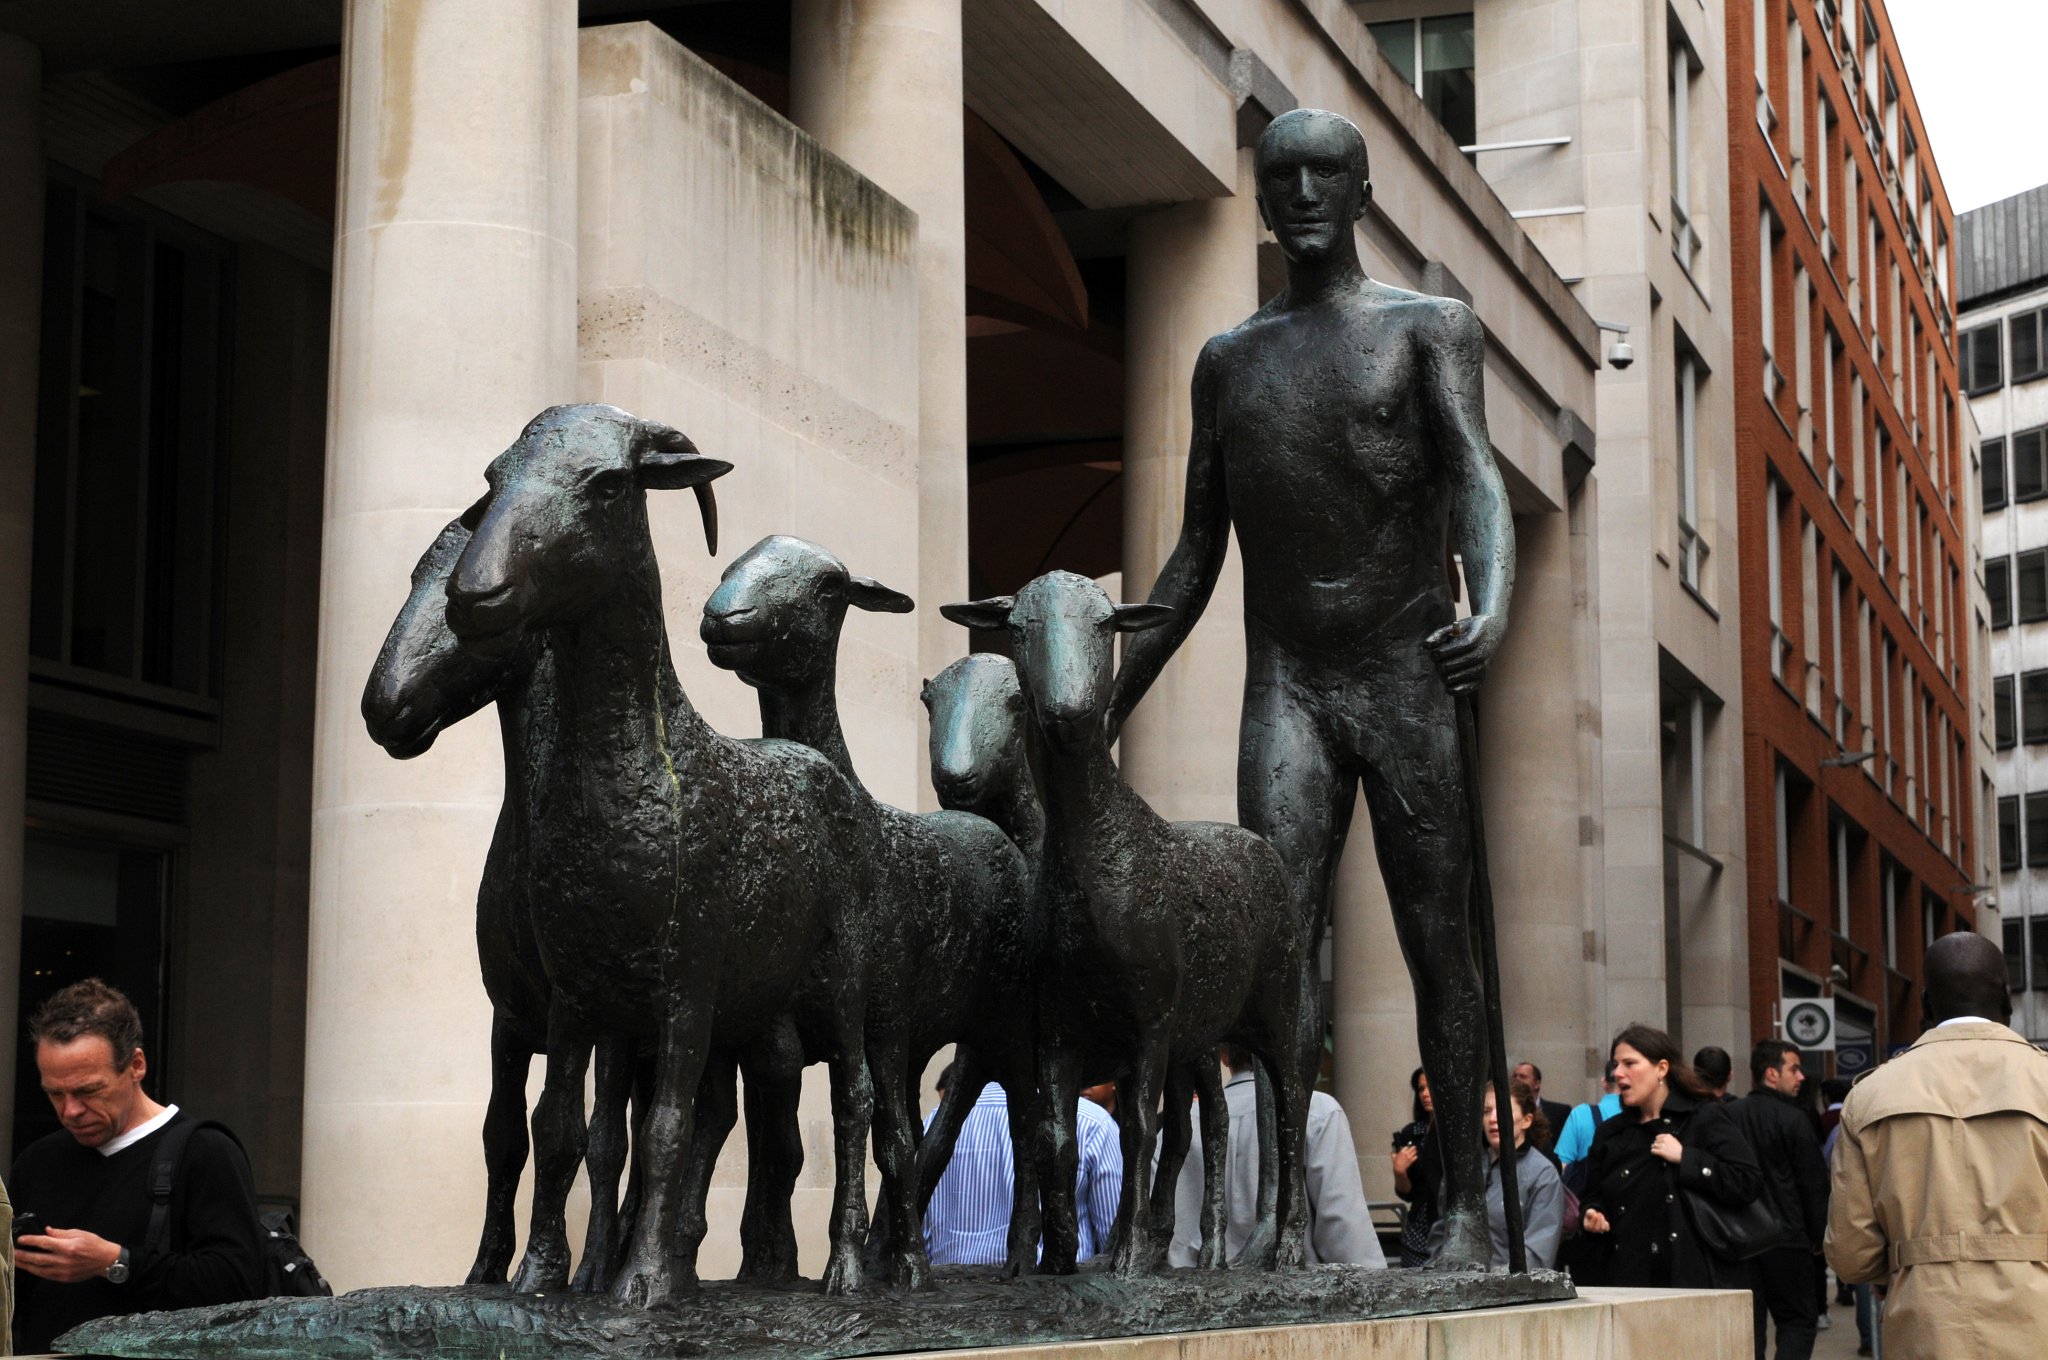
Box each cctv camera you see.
[1607,339,1634,370]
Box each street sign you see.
[1783,997,1837,1052]
[1836,1038,1875,1075]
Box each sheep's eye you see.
[590,470,630,501]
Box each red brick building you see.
[1729,0,1972,1073]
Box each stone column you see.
[0,34,39,1168]
[1477,508,1590,1107]
[790,0,966,789]
[1119,150,1259,823]
[303,0,577,1288]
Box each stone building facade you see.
[1964,183,2048,1044]
[1727,0,1983,1075]
[0,0,1604,1289]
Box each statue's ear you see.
[457,491,491,532]
[847,576,915,615]
[1111,602,1174,633]
[940,597,1015,630]
[634,425,730,555]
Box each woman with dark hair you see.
[1573,1024,1764,1288]
[1390,1067,1441,1267]
[1432,1078,1565,1270]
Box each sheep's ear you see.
[457,491,491,532]
[848,576,915,614]
[940,597,1015,630]
[1111,602,1174,633]
[634,427,730,555]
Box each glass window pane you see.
[2016,312,2042,382]
[2022,550,2048,622]
[2034,921,2048,991]
[2016,430,2046,501]
[2028,794,2048,867]
[1420,15,1477,148]
[1997,675,2017,748]
[1990,556,2013,629]
[2001,796,2022,871]
[1969,322,2003,392]
[2007,919,2026,991]
[2025,670,2048,743]
[1984,436,2008,510]
[1368,20,1418,88]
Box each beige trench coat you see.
[1826,1022,2048,1360]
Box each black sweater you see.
[11,1112,266,1353]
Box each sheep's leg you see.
[672,1047,740,1286]
[915,1046,988,1225]
[1190,1056,1230,1270]
[1266,987,1318,1270]
[1147,1064,1195,1266]
[612,1000,717,1309]
[1036,1042,1084,1275]
[868,1034,931,1289]
[1110,1038,1170,1278]
[821,1026,877,1296]
[737,1024,806,1283]
[611,1051,655,1272]
[1234,1056,1281,1269]
[998,1055,1047,1276]
[510,1006,593,1294]
[572,1034,638,1293]
[466,1013,534,1285]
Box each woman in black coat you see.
[1573,1024,1764,1289]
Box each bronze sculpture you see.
[1106,108,1517,1270]
[943,572,1311,1276]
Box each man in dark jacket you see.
[11,980,266,1353]
[1732,1039,1830,1360]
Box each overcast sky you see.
[1886,0,2048,214]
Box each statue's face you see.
[1255,115,1367,264]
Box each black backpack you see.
[143,1118,334,1299]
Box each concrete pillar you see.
[0,34,38,1169]
[790,0,966,793]
[304,0,577,1288]
[1478,509,1590,1108]
[1119,151,1259,823]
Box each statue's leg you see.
[612,1000,718,1308]
[572,1033,638,1292]
[1237,669,1356,1267]
[738,1017,805,1282]
[1110,1038,1169,1278]
[1148,1064,1195,1266]
[672,1046,739,1286]
[612,1050,654,1271]
[917,1045,987,1224]
[511,1007,594,1294]
[1036,1041,1084,1274]
[468,1013,534,1285]
[1189,1057,1229,1269]
[821,1019,877,1297]
[996,1054,1048,1275]
[1358,663,1488,1271]
[868,1034,932,1289]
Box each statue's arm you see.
[1422,299,1515,694]
[1107,339,1231,739]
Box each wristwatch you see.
[106,1246,131,1284]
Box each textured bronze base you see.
[61,1266,1575,1359]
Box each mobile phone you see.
[11,1212,41,1240]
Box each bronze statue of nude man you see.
[1108,108,1513,1270]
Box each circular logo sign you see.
[1785,1001,1833,1048]
[1837,1045,1872,1075]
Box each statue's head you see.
[922,653,1028,809]
[700,534,912,694]
[1254,109,1371,265]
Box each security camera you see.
[1607,339,1634,370]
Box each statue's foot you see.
[464,1243,512,1287]
[889,1246,932,1291]
[1197,1233,1228,1271]
[1235,1218,1278,1270]
[737,1245,800,1285]
[1426,1209,1492,1272]
[1273,1222,1309,1271]
[508,1238,571,1295]
[822,1240,865,1297]
[611,1250,691,1309]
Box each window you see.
[1767,477,1787,676]
[1367,16,1477,149]
[1983,435,2008,511]
[1989,556,2012,629]
[1831,817,1853,936]
[1824,328,1842,496]
[2015,428,2047,501]
[2014,307,2048,383]
[1996,675,2017,749]
[1882,854,1900,969]
[1962,321,2003,394]
[1677,340,1705,589]
[1832,569,1851,740]
[1761,205,1782,400]
[2027,793,2048,868]
[2034,922,2048,993]
[2024,668,2048,744]
[1670,23,1701,274]
[2021,549,2048,623]
[2007,918,2026,990]
[1775,761,1795,903]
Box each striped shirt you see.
[923,1084,1123,1266]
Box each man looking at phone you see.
[10,979,265,1353]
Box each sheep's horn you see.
[693,483,719,556]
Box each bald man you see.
[1826,932,2048,1359]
